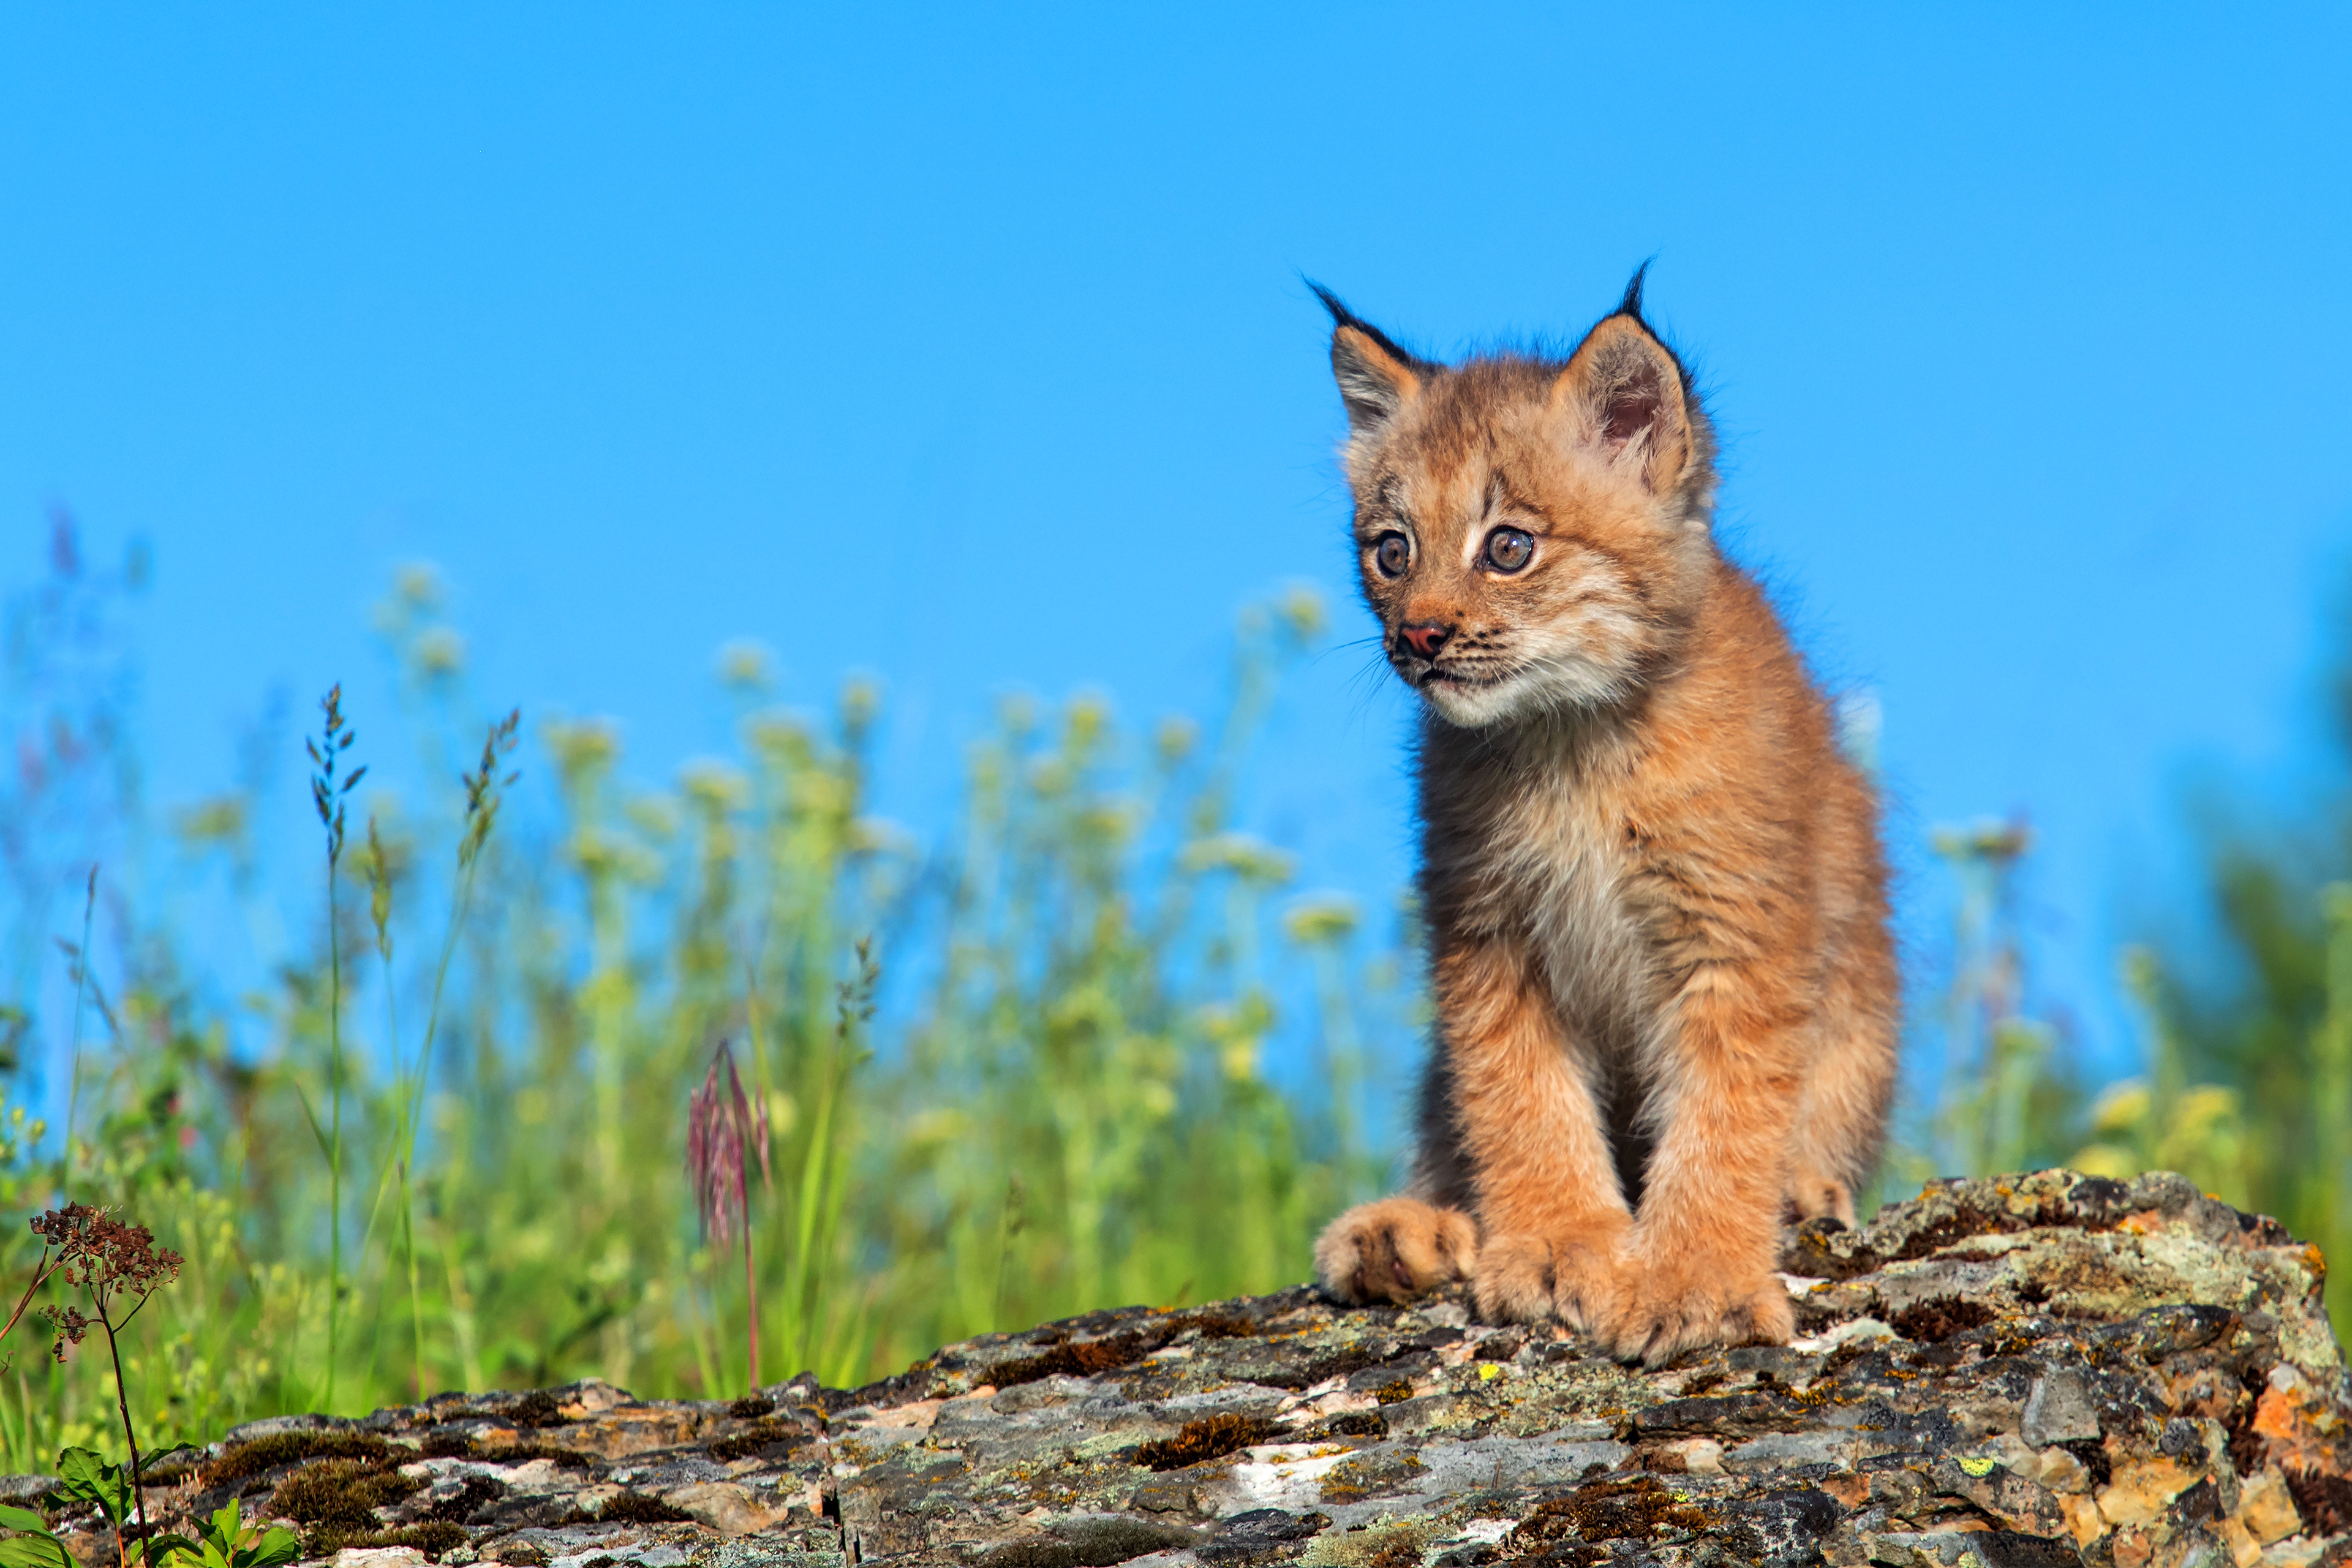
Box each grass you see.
[2,537,2350,1467]
[1880,801,2352,1335]
[0,561,1400,1462]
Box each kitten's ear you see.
[1310,282,1425,436]
[1551,268,1696,494]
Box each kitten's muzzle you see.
[1398,622,1452,659]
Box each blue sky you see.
[2,4,2348,1083]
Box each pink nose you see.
[1400,622,1450,658]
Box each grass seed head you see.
[688,1042,769,1251]
[308,684,364,865]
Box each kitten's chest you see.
[1458,768,1661,1033]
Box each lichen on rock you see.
[21,1171,2352,1568]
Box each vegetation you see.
[1882,647,2352,1325]
[0,517,2345,1477]
[2116,639,2352,1313]
[0,533,1396,1467]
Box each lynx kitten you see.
[1310,271,1897,1364]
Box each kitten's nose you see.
[1399,622,1451,658]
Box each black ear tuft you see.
[1306,279,1433,375]
[1307,277,1430,436]
[1551,281,1698,495]
[1616,260,1654,324]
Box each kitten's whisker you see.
[1311,634,1391,673]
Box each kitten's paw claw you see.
[1601,1268,1794,1366]
[1472,1229,1626,1327]
[1471,1233,1555,1324]
[1314,1198,1476,1305]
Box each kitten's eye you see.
[1373,533,1411,578]
[1483,527,1534,573]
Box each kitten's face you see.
[1322,291,1717,728]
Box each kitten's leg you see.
[1787,804,1901,1228]
[1603,963,1803,1365]
[1785,957,1897,1228]
[1439,929,1632,1327]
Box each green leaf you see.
[0,1519,74,1568]
[128,1532,200,1568]
[238,1528,301,1568]
[54,1448,126,1526]
[291,1079,332,1163]
[52,1447,103,1500]
[202,1499,240,1552]
[0,1536,74,1568]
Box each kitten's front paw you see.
[1314,1197,1476,1305]
[1469,1233,1553,1323]
[1598,1259,1794,1367]
[1471,1228,1626,1327]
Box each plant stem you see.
[742,951,769,1393]
[401,1158,422,1400]
[743,1204,760,1392]
[98,1302,148,1562]
[379,925,425,1404]
[63,867,96,1178]
[326,846,343,1414]
[0,1249,58,1346]
[399,826,490,1398]
[431,1209,485,1396]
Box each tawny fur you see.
[1310,274,1898,1366]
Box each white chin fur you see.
[1419,662,1626,727]
[1421,676,1529,728]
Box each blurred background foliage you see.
[0,518,2346,1468]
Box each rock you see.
[2240,1467,2307,1545]
[2024,1372,2101,1447]
[97,1172,2352,1567]
[332,1550,428,1568]
[661,1480,791,1538]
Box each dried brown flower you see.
[31,1204,183,1316]
[25,1202,184,1554]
